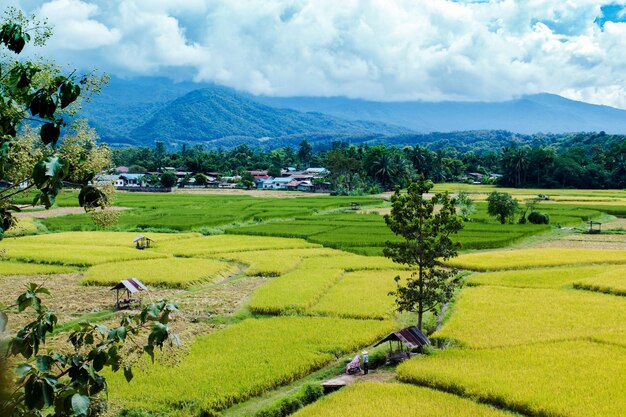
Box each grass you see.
[0,260,77,276]
[310,270,409,320]
[81,258,239,288]
[106,316,395,415]
[11,231,201,247]
[398,340,626,417]
[446,248,626,271]
[292,382,515,417]
[573,267,626,296]
[466,265,613,289]
[433,286,626,348]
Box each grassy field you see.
[81,257,239,288]
[398,341,626,417]
[292,382,514,417]
[573,267,626,296]
[106,317,394,415]
[466,265,613,288]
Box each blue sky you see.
[6,0,626,109]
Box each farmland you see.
[1,186,625,417]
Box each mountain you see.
[255,93,626,135]
[79,76,626,149]
[129,86,410,145]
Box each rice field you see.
[466,265,612,289]
[310,270,409,320]
[433,286,626,348]
[0,241,167,266]
[81,257,239,288]
[155,235,319,257]
[0,260,77,276]
[249,262,345,315]
[106,316,395,414]
[573,267,626,296]
[210,247,341,276]
[446,248,626,271]
[398,341,626,417]
[10,231,201,247]
[292,382,513,417]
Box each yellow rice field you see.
[0,260,77,276]
[434,286,626,348]
[155,235,319,257]
[466,265,612,289]
[310,270,410,319]
[107,316,394,414]
[81,257,238,288]
[573,267,626,296]
[292,382,513,417]
[10,231,201,247]
[398,341,626,417]
[446,248,626,271]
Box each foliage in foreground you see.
[0,283,179,416]
[292,382,512,417]
[398,341,626,417]
[105,317,394,415]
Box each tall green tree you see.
[384,178,464,332]
[487,191,518,224]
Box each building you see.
[259,177,292,190]
[119,174,145,187]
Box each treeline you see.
[112,132,626,193]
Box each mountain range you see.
[80,76,626,149]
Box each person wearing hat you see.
[362,351,369,375]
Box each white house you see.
[260,177,292,190]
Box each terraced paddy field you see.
[1,187,625,417]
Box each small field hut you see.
[587,221,602,234]
[374,326,430,362]
[133,235,155,249]
[111,278,148,309]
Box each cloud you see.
[16,0,626,108]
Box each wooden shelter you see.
[587,221,602,234]
[350,202,361,210]
[111,278,148,309]
[133,235,155,249]
[374,326,430,363]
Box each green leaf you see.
[71,393,90,417]
[15,363,32,377]
[41,122,61,146]
[36,355,54,372]
[93,351,107,372]
[78,185,106,209]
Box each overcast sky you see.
[7,0,626,108]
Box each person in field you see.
[362,351,369,375]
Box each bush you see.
[369,350,387,369]
[528,212,550,224]
[301,384,324,405]
[254,384,324,417]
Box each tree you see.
[297,139,312,167]
[487,191,518,224]
[0,283,179,416]
[0,9,110,239]
[159,171,177,188]
[239,171,255,190]
[194,173,208,186]
[455,191,476,221]
[384,177,464,332]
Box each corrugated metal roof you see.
[111,278,148,293]
[374,326,430,348]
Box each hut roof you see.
[133,235,155,243]
[374,326,430,348]
[110,278,148,293]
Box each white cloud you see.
[16,0,626,108]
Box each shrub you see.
[301,384,324,405]
[528,211,550,224]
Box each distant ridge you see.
[79,76,626,148]
[256,93,626,135]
